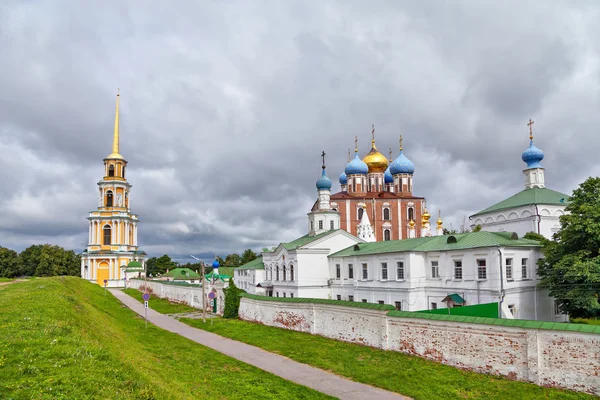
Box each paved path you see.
[110,289,409,400]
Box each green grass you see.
[0,277,14,282]
[123,288,198,314]
[0,277,334,400]
[571,317,600,325]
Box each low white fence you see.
[129,279,204,310]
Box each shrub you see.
[223,278,245,319]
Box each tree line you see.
[145,248,258,277]
[0,244,81,278]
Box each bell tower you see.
[81,91,146,287]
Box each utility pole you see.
[191,255,206,323]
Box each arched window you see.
[290,264,294,281]
[358,208,364,220]
[106,191,113,207]
[282,264,287,281]
[108,165,115,177]
[408,207,414,221]
[103,225,112,245]
[383,208,390,220]
[122,166,126,178]
[384,229,391,241]
[276,265,280,281]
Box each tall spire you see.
[106,89,124,159]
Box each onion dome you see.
[316,168,332,190]
[345,151,369,175]
[422,209,431,223]
[362,142,389,173]
[339,171,347,185]
[212,259,220,269]
[384,165,393,184]
[522,139,544,169]
[389,135,415,175]
[408,219,416,229]
[437,210,443,228]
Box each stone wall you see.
[239,295,600,395]
[129,279,205,310]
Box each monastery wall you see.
[239,295,600,395]
[129,279,205,309]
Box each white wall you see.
[129,279,205,309]
[239,297,599,396]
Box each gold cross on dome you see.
[527,118,534,140]
[321,151,326,169]
[371,124,375,142]
[399,135,403,151]
[354,135,358,152]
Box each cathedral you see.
[310,126,439,242]
[80,92,146,287]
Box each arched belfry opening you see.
[108,164,115,177]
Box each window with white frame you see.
[336,294,341,300]
[454,260,463,279]
[282,265,287,281]
[358,208,364,220]
[506,258,513,280]
[383,208,390,220]
[283,292,286,298]
[508,304,516,317]
[330,220,334,230]
[408,207,414,221]
[362,263,368,280]
[348,263,353,279]
[290,264,294,281]
[397,261,405,280]
[431,302,437,310]
[276,266,279,281]
[348,295,354,301]
[336,264,341,279]
[318,220,323,230]
[477,259,487,280]
[431,260,439,278]
[381,262,388,280]
[290,293,294,298]
[384,229,391,241]
[521,258,528,279]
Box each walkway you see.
[110,289,408,400]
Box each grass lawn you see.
[121,291,593,400]
[0,277,14,282]
[123,288,198,314]
[0,277,334,400]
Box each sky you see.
[1,0,600,262]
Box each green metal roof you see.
[162,268,201,280]
[471,187,569,217]
[205,272,231,282]
[443,293,466,304]
[237,257,265,270]
[329,231,541,258]
[127,261,142,268]
[241,293,395,310]
[274,230,340,251]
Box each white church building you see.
[470,121,569,239]
[235,142,567,322]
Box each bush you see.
[223,278,245,319]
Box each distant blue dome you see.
[339,171,347,185]
[389,150,415,175]
[522,139,544,169]
[345,152,369,175]
[212,259,220,269]
[316,168,332,190]
[384,165,393,183]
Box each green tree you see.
[538,177,600,318]
[240,249,258,265]
[34,244,80,277]
[0,247,23,278]
[19,244,43,276]
[523,231,547,242]
[224,253,241,267]
[223,278,246,318]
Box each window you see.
[381,262,388,280]
[276,292,279,297]
[330,220,334,230]
[396,261,404,280]
[408,207,414,221]
[477,259,487,280]
[336,264,341,279]
[454,260,463,279]
[103,225,111,245]
[290,264,294,281]
[348,263,353,279]
[276,266,280,281]
[106,191,113,207]
[283,293,286,298]
[348,295,354,301]
[508,304,516,317]
[108,165,115,177]
[290,293,294,298]
[362,263,368,280]
[336,295,341,300]
[383,208,390,220]
[282,265,287,281]
[362,299,367,303]
[318,220,323,230]
[431,261,439,278]
[378,300,384,305]
[431,302,437,310]
[395,301,402,311]
[506,258,513,280]
[384,229,391,241]
[358,208,364,220]
[521,258,528,279]
[122,166,126,178]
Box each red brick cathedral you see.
[314,128,436,241]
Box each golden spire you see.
[527,118,534,140]
[399,135,403,151]
[437,209,443,228]
[106,89,124,159]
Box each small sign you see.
[103,279,108,284]
[142,293,150,301]
[144,301,148,309]
[208,292,215,299]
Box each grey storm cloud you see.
[1,0,600,262]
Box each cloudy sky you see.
[1,0,599,262]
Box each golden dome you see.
[437,210,443,228]
[422,209,431,222]
[362,141,389,173]
[408,219,415,228]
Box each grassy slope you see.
[0,277,14,282]
[122,291,592,400]
[0,278,333,400]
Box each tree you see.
[538,177,600,318]
[146,255,177,276]
[472,225,482,232]
[223,278,246,318]
[34,245,81,277]
[523,231,547,242]
[240,249,258,265]
[19,244,43,276]
[224,253,241,267]
[0,247,23,278]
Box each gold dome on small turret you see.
[422,209,431,222]
[437,210,443,228]
[362,125,389,173]
[408,219,415,228]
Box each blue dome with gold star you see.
[390,150,415,175]
[339,171,347,185]
[345,152,369,175]
[316,168,332,190]
[522,139,544,169]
